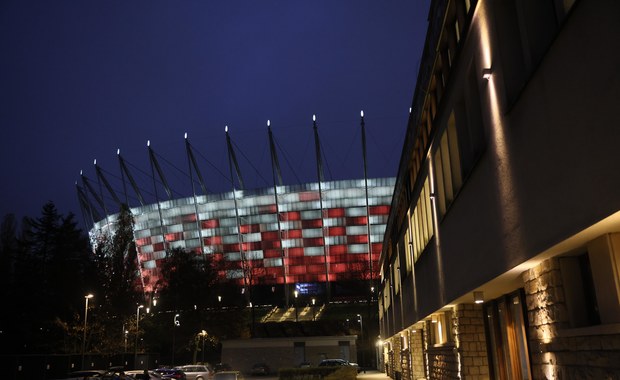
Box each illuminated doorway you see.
[484,290,532,379]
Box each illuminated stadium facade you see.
[80,116,395,301]
[91,178,394,294]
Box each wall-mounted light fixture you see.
[482,68,492,80]
[474,291,484,304]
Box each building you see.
[90,178,394,296]
[221,335,358,372]
[378,0,620,379]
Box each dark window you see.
[559,253,601,327]
[494,0,559,107]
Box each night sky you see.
[0,1,430,228]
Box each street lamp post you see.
[312,298,316,321]
[199,330,207,364]
[81,294,94,369]
[357,314,364,369]
[124,328,128,352]
[294,290,299,322]
[172,314,180,366]
[134,305,144,367]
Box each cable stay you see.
[268,123,283,187]
[80,173,105,214]
[225,127,245,190]
[185,135,208,195]
[95,161,122,207]
[147,141,173,200]
[76,182,99,227]
[118,152,146,206]
[232,138,270,189]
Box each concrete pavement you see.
[356,370,392,379]
[243,369,392,379]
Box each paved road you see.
[244,370,392,379]
[356,370,392,379]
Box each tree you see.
[89,204,142,354]
[0,213,18,353]
[157,248,218,312]
[3,202,93,354]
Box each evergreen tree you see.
[5,202,93,353]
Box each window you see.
[433,62,485,217]
[409,177,434,262]
[434,114,462,216]
[559,253,600,328]
[494,0,559,106]
[398,235,408,279]
[430,311,452,346]
[404,214,413,273]
[560,233,620,327]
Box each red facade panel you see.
[299,191,320,201]
[303,237,324,247]
[202,219,219,228]
[347,234,369,244]
[280,211,301,221]
[327,226,346,236]
[240,224,260,233]
[327,207,346,218]
[329,245,347,255]
[301,219,323,228]
[346,216,368,226]
[369,205,390,215]
[284,229,303,239]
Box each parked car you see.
[213,371,243,380]
[99,366,134,380]
[63,369,106,379]
[153,368,187,380]
[250,363,270,376]
[174,365,212,380]
[318,359,359,371]
[125,370,164,379]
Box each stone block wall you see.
[523,258,620,379]
[410,328,426,380]
[453,303,489,379]
[387,334,402,380]
[427,344,459,379]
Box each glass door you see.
[484,291,532,379]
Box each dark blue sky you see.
[0,1,430,227]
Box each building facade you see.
[92,178,393,294]
[221,335,358,373]
[379,0,620,379]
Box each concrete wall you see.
[221,336,357,375]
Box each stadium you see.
[78,118,395,304]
